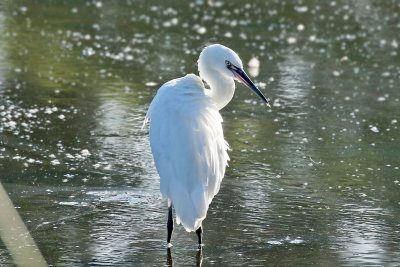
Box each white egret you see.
[144,44,269,247]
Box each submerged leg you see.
[195,226,202,247]
[196,247,203,266]
[167,247,173,266]
[167,205,173,245]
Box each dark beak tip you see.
[232,67,271,109]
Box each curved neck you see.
[204,72,235,110]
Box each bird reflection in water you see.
[166,248,203,267]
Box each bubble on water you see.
[162,20,173,27]
[309,35,316,42]
[297,24,305,31]
[287,37,297,44]
[51,159,60,165]
[370,126,379,133]
[197,27,207,35]
[267,240,283,245]
[7,121,17,129]
[58,201,87,206]
[248,67,259,77]
[294,6,308,13]
[145,82,158,87]
[93,163,101,169]
[81,149,91,157]
[224,32,232,38]
[20,6,28,13]
[92,24,100,31]
[248,58,260,77]
[289,238,304,244]
[95,1,103,8]
[268,237,304,246]
[83,47,96,56]
[171,18,179,26]
[248,57,260,68]
[273,98,281,108]
[255,82,266,89]
[333,70,341,77]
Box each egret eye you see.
[225,60,231,68]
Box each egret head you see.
[198,44,243,80]
[198,44,270,107]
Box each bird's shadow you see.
[167,247,203,267]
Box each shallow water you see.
[0,0,399,266]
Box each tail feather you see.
[169,181,208,232]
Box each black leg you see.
[167,247,173,266]
[196,247,203,266]
[167,205,173,244]
[196,226,202,247]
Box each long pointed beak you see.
[230,66,271,108]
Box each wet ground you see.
[0,0,399,266]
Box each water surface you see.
[0,0,399,266]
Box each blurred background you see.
[0,0,399,265]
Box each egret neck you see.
[202,71,235,111]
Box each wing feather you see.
[145,74,229,232]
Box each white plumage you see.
[146,74,229,231]
[144,44,269,246]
